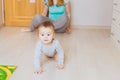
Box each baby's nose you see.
[44,35,48,38]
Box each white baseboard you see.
[71,25,111,29]
[0,23,4,27]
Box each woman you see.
[22,0,71,33]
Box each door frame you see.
[0,0,4,26]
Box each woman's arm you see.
[66,2,71,20]
[41,5,48,16]
[65,1,72,33]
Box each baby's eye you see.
[41,34,44,36]
[47,34,50,36]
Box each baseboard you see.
[1,25,111,30]
[0,23,4,27]
[71,25,111,29]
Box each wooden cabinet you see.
[111,0,120,49]
[4,0,44,26]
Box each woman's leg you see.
[52,14,70,33]
[30,14,50,31]
[21,14,50,32]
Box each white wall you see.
[71,0,113,26]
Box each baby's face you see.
[39,26,54,45]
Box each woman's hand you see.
[42,5,48,16]
[21,28,31,32]
[66,2,71,20]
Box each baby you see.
[34,21,64,74]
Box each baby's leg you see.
[53,14,69,33]
[53,53,58,61]
[41,55,50,65]
[44,53,58,61]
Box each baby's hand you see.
[34,69,44,74]
[56,64,64,70]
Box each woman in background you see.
[22,0,71,33]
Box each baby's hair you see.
[38,21,55,33]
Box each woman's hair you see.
[48,0,64,6]
[38,21,55,33]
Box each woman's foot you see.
[65,28,71,34]
[21,28,31,32]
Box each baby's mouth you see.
[44,40,48,41]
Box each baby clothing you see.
[34,39,64,70]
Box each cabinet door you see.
[4,0,44,26]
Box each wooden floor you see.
[0,26,120,80]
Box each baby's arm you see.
[34,42,43,74]
[55,40,64,69]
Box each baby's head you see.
[38,21,55,45]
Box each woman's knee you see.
[33,14,43,20]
